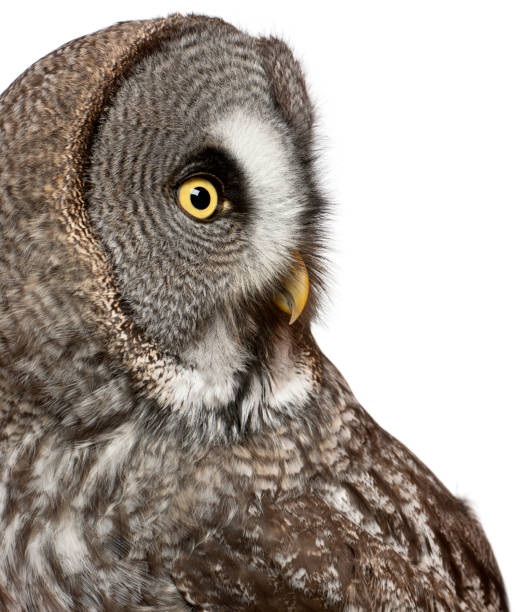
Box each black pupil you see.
[190,186,211,210]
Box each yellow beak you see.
[272,251,310,325]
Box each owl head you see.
[86,17,326,354]
[0,15,329,447]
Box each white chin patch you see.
[209,108,307,292]
[146,317,314,436]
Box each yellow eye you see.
[176,176,220,220]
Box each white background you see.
[2,1,519,608]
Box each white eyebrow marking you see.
[210,108,307,289]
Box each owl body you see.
[0,14,507,611]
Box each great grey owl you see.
[0,13,508,611]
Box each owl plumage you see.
[0,14,507,611]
